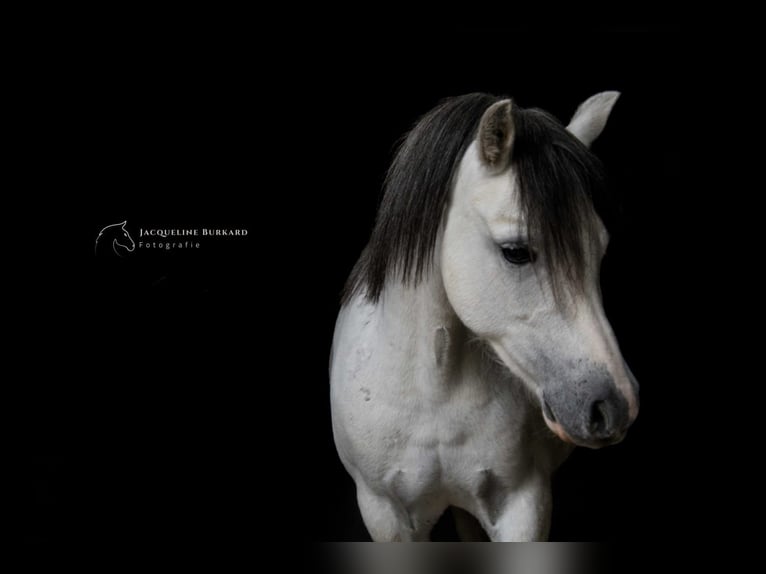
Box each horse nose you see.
[542,375,632,448]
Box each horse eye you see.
[501,245,535,266]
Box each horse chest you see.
[332,301,542,507]
[365,374,532,504]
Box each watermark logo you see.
[96,221,248,255]
[95,221,136,256]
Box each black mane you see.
[343,93,607,304]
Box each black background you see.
[25,27,727,552]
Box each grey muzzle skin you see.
[542,375,631,448]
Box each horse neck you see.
[377,260,467,392]
[393,269,454,321]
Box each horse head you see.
[441,93,638,448]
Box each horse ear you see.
[478,99,514,170]
[566,91,620,148]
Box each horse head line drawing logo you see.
[95,221,136,256]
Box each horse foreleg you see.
[355,481,434,542]
[479,476,552,542]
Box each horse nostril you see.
[589,400,609,435]
[543,400,557,423]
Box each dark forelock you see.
[343,94,608,305]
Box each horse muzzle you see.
[540,377,634,449]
